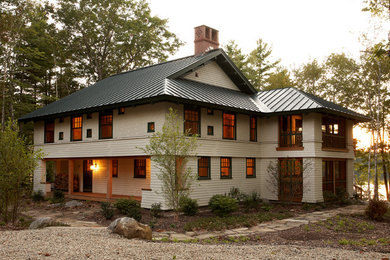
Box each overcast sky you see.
[148,0,385,69]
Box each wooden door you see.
[83,160,93,192]
[279,159,303,202]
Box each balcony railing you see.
[280,131,303,148]
[322,134,346,149]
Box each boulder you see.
[65,200,83,208]
[108,217,152,240]
[29,217,55,229]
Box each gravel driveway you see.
[0,227,388,260]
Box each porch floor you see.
[67,192,141,202]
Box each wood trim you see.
[322,148,349,153]
[68,160,74,195]
[276,147,304,151]
[44,156,151,161]
[107,159,112,199]
[141,188,152,191]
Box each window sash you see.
[250,116,257,142]
[246,158,256,177]
[198,157,210,179]
[71,116,82,141]
[112,160,118,178]
[134,159,146,178]
[279,115,302,147]
[99,111,113,139]
[184,109,200,135]
[45,120,54,143]
[220,157,231,178]
[223,112,235,139]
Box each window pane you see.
[100,112,113,139]
[45,121,54,143]
[220,157,231,178]
[250,116,257,141]
[198,157,210,178]
[223,113,235,139]
[71,116,82,141]
[246,158,255,177]
[184,109,200,135]
[134,159,146,178]
[112,160,118,178]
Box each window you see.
[112,160,118,178]
[59,132,63,140]
[71,116,82,141]
[246,158,256,178]
[223,112,235,139]
[184,108,200,136]
[220,157,232,179]
[147,122,155,133]
[279,115,302,148]
[207,109,214,115]
[198,157,210,180]
[134,159,146,178]
[207,126,214,136]
[86,129,92,138]
[44,120,54,143]
[250,116,257,142]
[99,111,113,139]
[118,107,125,115]
[322,117,346,149]
[278,158,303,202]
[87,113,92,119]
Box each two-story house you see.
[19,25,368,208]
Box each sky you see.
[148,0,385,70]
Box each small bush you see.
[243,192,262,211]
[365,199,389,221]
[261,203,272,212]
[209,194,238,217]
[150,203,162,218]
[179,196,199,216]
[114,199,142,221]
[32,191,45,202]
[227,187,245,202]
[50,190,65,204]
[100,202,114,220]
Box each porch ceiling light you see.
[90,162,98,171]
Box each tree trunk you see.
[379,133,389,201]
[368,135,372,200]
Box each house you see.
[19,25,368,208]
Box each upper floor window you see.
[184,108,200,136]
[71,116,82,141]
[112,160,118,178]
[322,117,346,149]
[279,115,302,148]
[223,112,236,139]
[99,111,113,139]
[44,120,54,143]
[134,159,146,178]
[250,116,257,142]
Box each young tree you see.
[0,120,43,223]
[141,108,198,220]
[264,66,295,90]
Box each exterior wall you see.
[182,61,240,91]
[33,99,356,207]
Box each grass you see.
[315,215,374,233]
[183,211,293,231]
[338,237,389,246]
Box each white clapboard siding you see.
[182,61,240,91]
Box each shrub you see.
[150,203,162,218]
[261,203,272,212]
[227,187,245,202]
[179,196,199,216]
[365,199,389,221]
[32,191,45,202]
[242,192,262,211]
[100,202,114,220]
[50,190,65,204]
[209,194,238,217]
[114,199,142,221]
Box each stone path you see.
[153,205,365,241]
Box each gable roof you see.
[19,49,369,122]
[257,87,369,121]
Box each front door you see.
[83,160,93,192]
[278,158,303,202]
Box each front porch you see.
[37,156,151,202]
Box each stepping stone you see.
[231,227,249,232]
[185,231,196,237]
[194,233,219,240]
[273,226,293,231]
[249,226,276,233]
[170,233,193,241]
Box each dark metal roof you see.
[19,49,368,122]
[257,87,369,121]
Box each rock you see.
[108,217,152,240]
[65,200,83,208]
[47,203,62,208]
[29,217,55,229]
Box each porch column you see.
[107,159,112,199]
[68,159,74,195]
[34,159,46,194]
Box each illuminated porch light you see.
[90,161,98,171]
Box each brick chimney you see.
[194,25,219,55]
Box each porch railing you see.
[322,134,346,149]
[280,131,303,148]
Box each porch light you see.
[90,162,98,171]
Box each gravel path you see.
[1,227,389,260]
